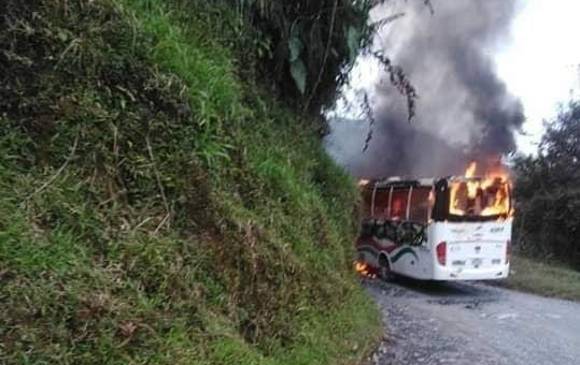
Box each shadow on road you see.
[392,276,486,296]
[364,275,503,308]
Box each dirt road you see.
[364,278,580,365]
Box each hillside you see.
[0,1,380,364]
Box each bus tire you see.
[378,253,394,282]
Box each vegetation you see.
[499,255,580,302]
[231,0,371,112]
[229,0,419,122]
[512,101,580,269]
[0,0,381,364]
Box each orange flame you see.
[354,260,377,279]
[449,161,513,218]
[465,161,477,178]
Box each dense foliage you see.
[229,0,419,123]
[513,102,580,269]
[0,0,380,364]
[231,0,373,113]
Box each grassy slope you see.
[0,1,380,364]
[498,255,580,302]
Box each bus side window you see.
[360,219,375,237]
[409,187,431,223]
[361,187,374,217]
[389,188,409,221]
[373,189,390,219]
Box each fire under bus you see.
[356,166,513,281]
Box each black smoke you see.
[326,0,525,178]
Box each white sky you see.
[495,0,580,154]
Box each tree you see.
[513,101,580,268]
[232,0,420,121]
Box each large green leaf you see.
[290,59,307,94]
[288,34,303,63]
[347,26,361,62]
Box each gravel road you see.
[363,278,580,365]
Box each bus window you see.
[480,179,510,216]
[409,187,432,223]
[448,178,511,219]
[361,186,374,217]
[373,188,390,218]
[389,188,409,221]
[450,182,483,216]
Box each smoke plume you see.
[326,0,525,178]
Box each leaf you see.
[288,34,303,63]
[346,26,360,62]
[288,21,304,63]
[290,59,307,95]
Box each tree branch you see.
[304,0,339,112]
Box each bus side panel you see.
[356,233,433,280]
[389,243,433,280]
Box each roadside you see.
[495,254,580,302]
[363,278,580,365]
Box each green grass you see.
[0,0,380,364]
[499,255,580,302]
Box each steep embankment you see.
[0,1,379,364]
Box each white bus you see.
[355,174,513,281]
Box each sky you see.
[330,0,580,158]
[496,0,580,154]
[327,0,525,178]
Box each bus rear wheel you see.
[378,254,394,282]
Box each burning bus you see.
[355,162,513,281]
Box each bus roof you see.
[369,177,437,189]
[362,175,499,190]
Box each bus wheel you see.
[378,254,394,282]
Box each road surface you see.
[364,278,580,365]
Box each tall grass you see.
[0,0,380,364]
[498,255,580,302]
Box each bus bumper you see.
[433,264,510,281]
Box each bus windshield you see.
[448,177,511,219]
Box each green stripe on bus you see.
[391,247,419,263]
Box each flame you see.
[354,260,377,279]
[465,161,477,178]
[449,161,512,218]
[358,179,370,187]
